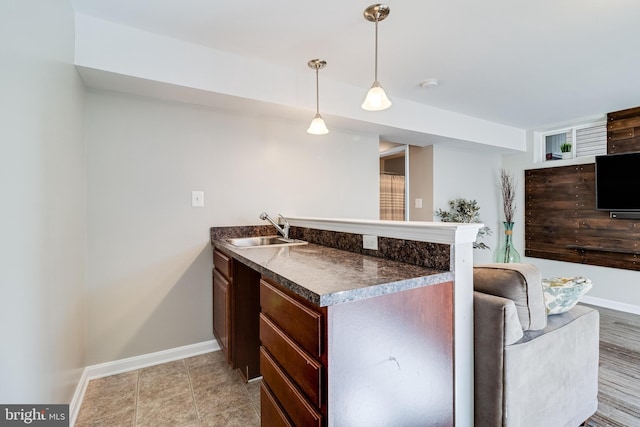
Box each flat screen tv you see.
[595,152,640,212]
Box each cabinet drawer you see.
[260,313,322,407]
[213,249,232,279]
[260,279,323,357]
[260,382,294,427]
[260,347,322,427]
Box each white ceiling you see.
[70,0,640,130]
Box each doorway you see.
[379,143,408,220]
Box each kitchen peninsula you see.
[210,217,481,427]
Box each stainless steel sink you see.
[226,235,308,248]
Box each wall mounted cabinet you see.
[258,275,454,426]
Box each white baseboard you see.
[69,367,90,427]
[84,340,220,380]
[581,295,640,316]
[70,339,219,426]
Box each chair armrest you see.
[474,263,547,331]
[474,291,524,426]
[475,291,524,347]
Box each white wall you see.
[503,132,640,309]
[85,90,379,364]
[432,144,503,265]
[0,0,86,404]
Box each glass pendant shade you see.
[362,81,392,111]
[307,113,329,135]
[362,4,391,112]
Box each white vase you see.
[562,152,572,159]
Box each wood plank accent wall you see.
[525,164,640,271]
[526,106,640,271]
[607,106,640,154]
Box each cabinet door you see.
[231,260,261,381]
[213,268,231,362]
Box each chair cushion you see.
[473,263,547,331]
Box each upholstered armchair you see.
[473,263,599,427]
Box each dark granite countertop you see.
[213,239,453,307]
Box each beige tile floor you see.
[75,351,260,427]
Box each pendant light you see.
[362,4,392,111]
[307,59,329,135]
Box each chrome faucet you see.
[259,212,290,240]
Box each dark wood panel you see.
[525,215,625,230]
[525,162,640,271]
[525,199,595,211]
[524,247,580,260]
[606,128,635,141]
[579,252,640,270]
[607,137,640,154]
[526,167,591,178]
[607,105,640,121]
[526,223,638,243]
[526,182,595,196]
[231,260,261,381]
[575,216,637,230]
[607,106,640,154]
[606,116,640,132]
[525,247,640,269]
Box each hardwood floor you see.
[586,304,640,427]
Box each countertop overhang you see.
[213,239,452,307]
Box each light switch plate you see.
[415,198,423,208]
[363,234,378,250]
[191,191,204,207]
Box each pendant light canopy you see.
[362,4,392,111]
[307,59,329,135]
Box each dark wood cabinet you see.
[259,276,454,427]
[259,277,326,426]
[212,249,261,381]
